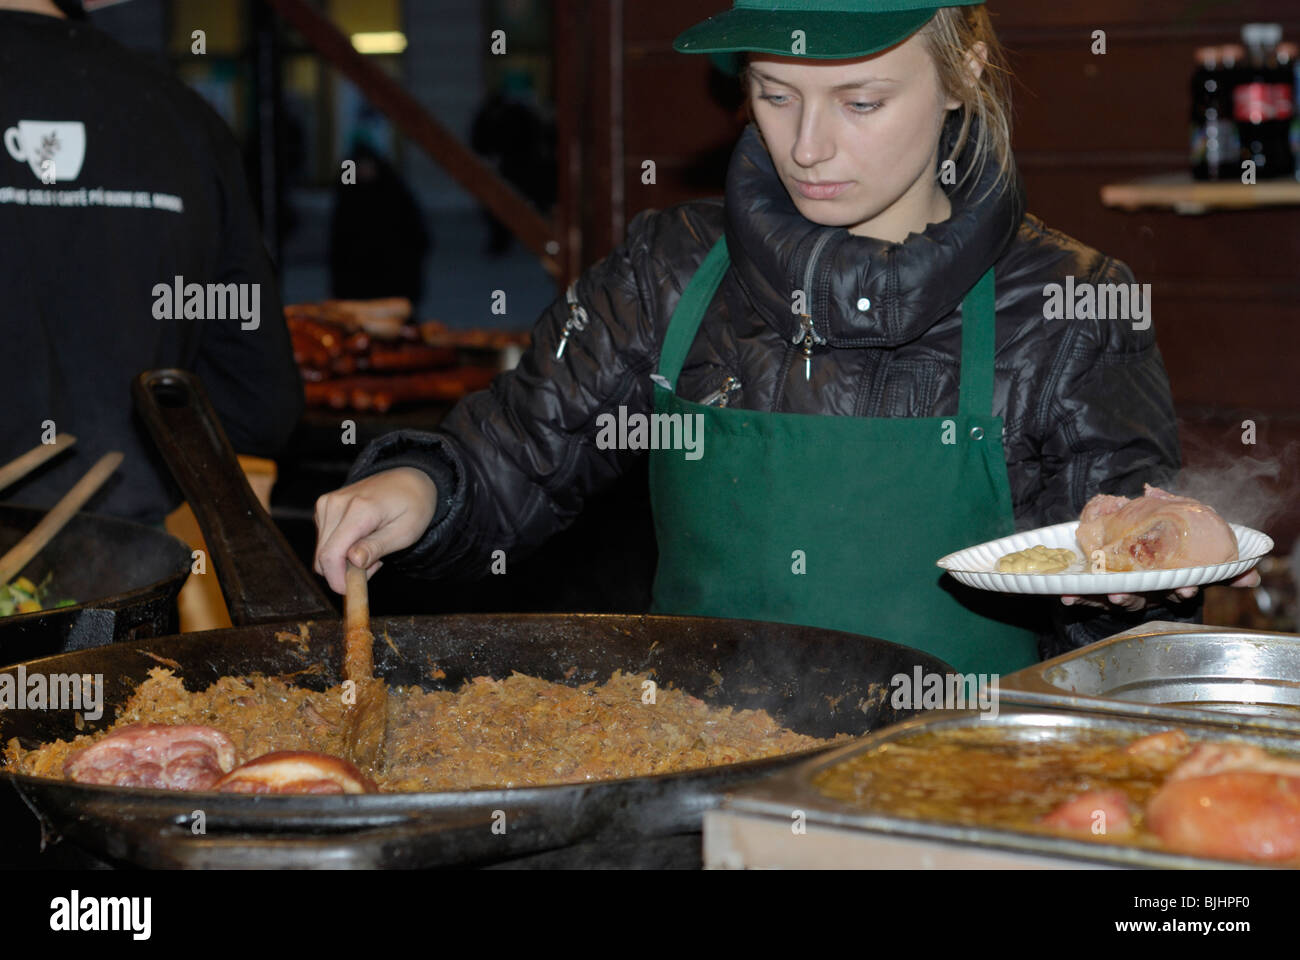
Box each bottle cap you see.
[1241,22,1283,47]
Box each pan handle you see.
[132,369,337,625]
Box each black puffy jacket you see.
[350,121,1196,657]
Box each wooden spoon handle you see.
[0,435,76,494]
[0,451,122,586]
[342,560,386,772]
[343,561,373,681]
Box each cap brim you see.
[676,9,936,73]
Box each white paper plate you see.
[936,521,1272,595]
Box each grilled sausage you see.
[364,345,457,372]
[302,370,499,411]
[287,317,347,360]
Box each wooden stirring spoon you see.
[343,561,388,773]
[0,451,122,587]
[0,434,76,494]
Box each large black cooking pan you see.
[2,612,946,868]
[0,505,192,665]
[0,370,950,868]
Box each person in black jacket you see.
[470,70,557,256]
[329,136,430,303]
[0,0,302,525]
[314,2,1257,668]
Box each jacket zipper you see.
[699,375,741,407]
[555,282,589,360]
[793,232,833,380]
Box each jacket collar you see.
[722,117,1025,347]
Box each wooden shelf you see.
[1100,172,1300,214]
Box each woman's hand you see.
[1060,568,1261,612]
[313,467,438,594]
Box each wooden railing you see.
[262,0,563,279]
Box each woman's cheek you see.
[864,111,933,187]
[847,126,907,191]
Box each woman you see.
[313,1,1250,674]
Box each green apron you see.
[648,236,1038,675]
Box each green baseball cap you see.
[675,0,983,73]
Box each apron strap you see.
[957,266,997,418]
[658,236,995,416]
[656,236,730,388]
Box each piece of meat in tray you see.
[286,298,526,412]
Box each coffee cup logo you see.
[4,120,86,182]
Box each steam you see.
[1173,457,1287,529]
[1168,428,1299,532]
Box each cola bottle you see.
[1235,24,1294,179]
[1190,46,1238,180]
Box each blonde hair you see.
[921,5,1014,197]
[739,5,1015,197]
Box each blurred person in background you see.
[470,69,556,256]
[329,127,430,304]
[0,0,302,525]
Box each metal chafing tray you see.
[704,705,1300,869]
[999,621,1300,735]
